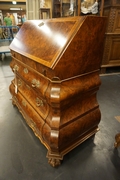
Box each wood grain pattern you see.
[9,16,107,167]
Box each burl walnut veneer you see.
[9,16,106,167]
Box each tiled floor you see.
[0,55,120,180]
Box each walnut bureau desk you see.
[9,16,107,167]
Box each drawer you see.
[12,76,49,120]
[10,58,49,97]
[9,82,45,135]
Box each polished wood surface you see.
[9,16,107,167]
[10,17,85,68]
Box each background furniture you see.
[52,0,79,18]
[101,0,120,73]
[39,8,51,19]
[0,26,19,61]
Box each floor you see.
[0,55,120,180]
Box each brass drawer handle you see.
[13,64,19,72]
[24,68,28,74]
[31,79,40,88]
[22,100,26,107]
[36,97,43,107]
[18,79,22,86]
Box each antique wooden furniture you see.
[52,0,79,18]
[39,8,51,19]
[101,0,120,73]
[9,16,106,167]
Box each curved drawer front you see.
[10,58,49,97]
[9,82,45,133]
[13,76,49,120]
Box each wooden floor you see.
[0,55,120,180]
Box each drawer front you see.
[9,82,45,134]
[12,76,49,120]
[10,58,49,97]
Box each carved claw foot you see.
[114,133,120,148]
[48,158,61,167]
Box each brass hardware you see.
[24,68,28,74]
[31,79,40,88]
[22,100,26,107]
[31,79,36,87]
[38,22,44,27]
[18,79,22,86]
[13,64,19,72]
[36,97,44,107]
[36,80,40,88]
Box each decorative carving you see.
[102,37,111,64]
[13,64,19,72]
[36,97,44,107]
[107,8,116,32]
[24,67,28,74]
[31,79,40,88]
[114,133,120,148]
[48,158,61,167]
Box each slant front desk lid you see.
[10,16,106,80]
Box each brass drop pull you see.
[13,64,19,72]
[31,79,40,88]
[22,100,26,107]
[24,68,28,74]
[18,79,22,86]
[36,97,44,107]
